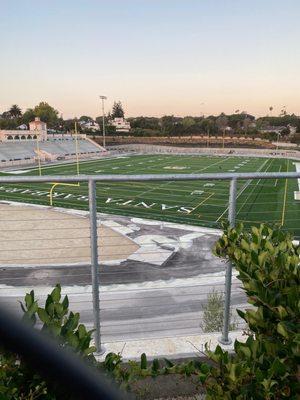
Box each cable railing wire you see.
[0,170,299,351]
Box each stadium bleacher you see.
[0,137,106,166]
[0,142,37,162]
[41,137,104,157]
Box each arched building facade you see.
[0,118,47,142]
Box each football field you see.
[0,154,299,236]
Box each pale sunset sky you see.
[0,0,299,118]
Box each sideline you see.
[97,330,247,362]
[281,160,289,226]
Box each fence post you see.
[219,178,237,345]
[88,179,103,354]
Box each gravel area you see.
[0,203,139,266]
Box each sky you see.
[0,0,300,118]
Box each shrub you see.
[201,289,236,333]
[0,284,96,399]
[290,132,300,144]
[202,223,300,399]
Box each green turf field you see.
[0,154,299,236]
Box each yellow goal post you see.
[49,122,81,206]
[49,182,80,206]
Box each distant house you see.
[16,124,28,130]
[111,117,131,132]
[0,117,47,142]
[79,120,100,132]
[259,125,297,135]
[259,126,287,134]
[288,125,297,135]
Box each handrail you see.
[0,171,299,183]
[1,170,299,348]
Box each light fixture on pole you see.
[99,95,107,148]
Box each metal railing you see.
[0,171,299,352]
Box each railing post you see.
[88,179,103,354]
[219,178,237,345]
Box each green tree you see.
[9,104,22,118]
[0,118,18,129]
[1,284,96,399]
[1,110,12,119]
[21,108,36,124]
[216,113,228,133]
[95,116,116,134]
[160,115,176,135]
[33,102,59,127]
[62,118,82,133]
[216,113,228,147]
[243,116,252,134]
[95,115,108,126]
[111,101,125,118]
[201,118,215,135]
[79,115,93,122]
[128,116,160,130]
[203,223,300,399]
[182,116,195,129]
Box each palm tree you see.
[269,106,273,116]
[9,104,22,118]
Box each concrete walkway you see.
[98,330,246,361]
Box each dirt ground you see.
[0,203,139,266]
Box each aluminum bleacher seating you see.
[0,137,105,165]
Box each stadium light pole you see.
[99,96,107,148]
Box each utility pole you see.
[99,96,107,148]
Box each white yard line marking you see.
[192,193,215,214]
[281,161,289,226]
[14,154,153,174]
[274,165,282,187]
[135,181,174,198]
[194,156,230,173]
[124,156,231,201]
[235,158,275,216]
[216,158,270,222]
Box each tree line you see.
[0,101,125,134]
[1,102,299,142]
